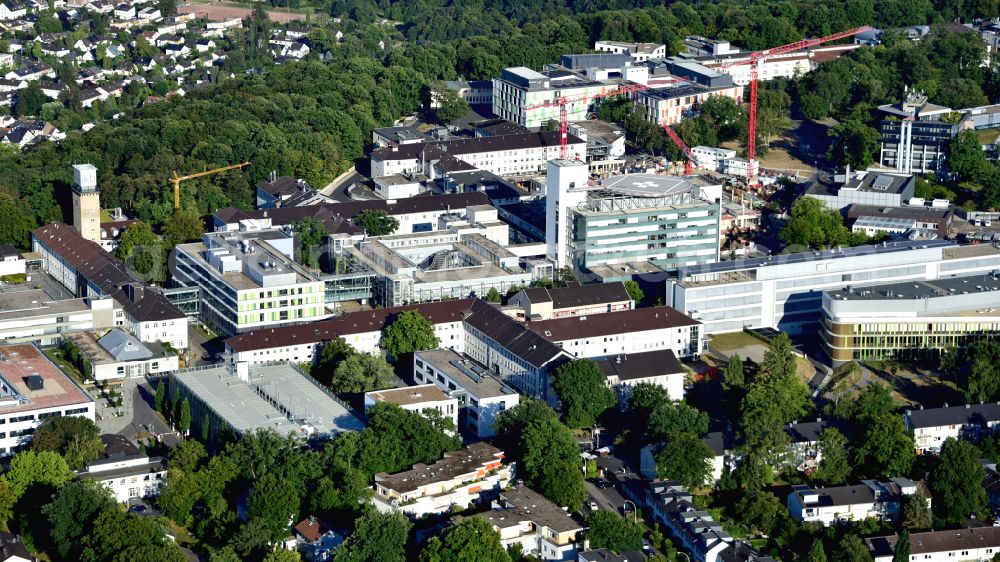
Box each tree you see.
[162,208,204,246]
[892,530,910,562]
[431,84,470,124]
[520,417,587,509]
[331,353,394,393]
[815,427,851,485]
[0,479,15,527]
[6,450,75,496]
[382,310,439,361]
[158,0,177,17]
[647,400,709,440]
[586,511,644,553]
[248,473,300,543]
[16,84,45,117]
[484,287,501,302]
[655,433,713,488]
[354,209,399,237]
[83,509,186,562]
[933,437,987,523]
[357,403,461,476]
[853,413,915,478]
[31,415,104,469]
[294,217,328,269]
[901,490,932,530]
[178,397,192,433]
[493,399,559,458]
[835,534,873,562]
[421,517,511,562]
[827,119,881,168]
[333,510,411,562]
[168,439,207,474]
[780,196,863,250]
[44,480,117,558]
[552,359,616,429]
[155,380,166,414]
[806,539,827,562]
[314,337,355,385]
[0,192,35,250]
[722,354,744,391]
[115,221,160,262]
[623,280,644,304]
[736,490,785,536]
[264,550,302,562]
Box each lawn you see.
[706,331,762,352]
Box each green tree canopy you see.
[655,432,713,488]
[815,427,852,485]
[114,221,160,261]
[248,473,301,543]
[430,83,471,124]
[314,336,356,386]
[806,539,827,562]
[420,517,511,562]
[6,450,74,496]
[901,489,932,530]
[382,310,440,361]
[293,217,328,269]
[647,400,709,440]
[893,531,910,562]
[585,510,644,553]
[552,359,616,429]
[44,479,117,559]
[780,196,868,250]
[933,437,987,523]
[162,208,205,246]
[520,416,587,509]
[333,510,411,562]
[357,403,461,476]
[31,415,104,469]
[355,209,399,237]
[827,119,881,168]
[623,280,644,304]
[722,353,744,391]
[331,352,394,393]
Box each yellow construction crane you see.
[171,162,251,209]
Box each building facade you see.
[71,164,101,244]
[878,91,956,174]
[364,384,459,433]
[787,479,926,527]
[633,83,743,126]
[492,67,611,128]
[904,403,1000,454]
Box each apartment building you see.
[633,82,743,126]
[370,131,586,179]
[77,434,166,503]
[904,403,1000,454]
[594,348,687,404]
[546,160,722,276]
[787,479,927,527]
[371,443,510,519]
[32,222,188,350]
[221,299,472,365]
[865,528,1000,562]
[822,273,1000,362]
[692,44,859,86]
[364,385,459,432]
[254,175,331,209]
[214,191,494,236]
[492,66,612,128]
[507,282,633,321]
[528,305,702,360]
[172,228,328,335]
[0,344,94,457]
[413,349,520,438]
[666,240,1000,335]
[478,484,585,561]
[463,299,570,402]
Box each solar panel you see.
[872,176,894,190]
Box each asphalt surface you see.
[117,380,181,447]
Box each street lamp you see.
[623,499,637,523]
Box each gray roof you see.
[827,273,1000,302]
[594,349,684,381]
[98,329,153,361]
[464,300,567,369]
[905,402,1000,429]
[517,282,631,309]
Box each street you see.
[95,377,180,447]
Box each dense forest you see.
[1,0,999,250]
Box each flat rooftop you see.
[367,384,450,406]
[0,343,92,414]
[828,272,1000,302]
[0,288,91,323]
[375,442,503,494]
[415,349,518,399]
[599,174,692,198]
[172,363,363,435]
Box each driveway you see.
[113,379,181,447]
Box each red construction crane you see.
[662,125,695,176]
[714,26,872,185]
[523,82,655,160]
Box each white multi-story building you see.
[370,131,586,179]
[787,479,927,527]
[492,67,614,128]
[866,528,1000,562]
[414,349,520,438]
[528,305,702,360]
[222,299,472,365]
[633,82,743,126]
[364,384,459,432]
[594,41,666,62]
[435,80,493,107]
[371,443,510,519]
[78,435,166,503]
[905,403,1000,454]
[0,289,115,347]
[667,240,1000,335]
[594,349,687,405]
[173,228,329,336]
[0,343,95,457]
[65,329,179,382]
[507,282,633,321]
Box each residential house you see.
[507,282,633,321]
[371,443,511,519]
[289,516,343,562]
[5,62,55,82]
[0,1,25,20]
[865,528,1000,562]
[579,550,646,562]
[0,78,24,92]
[0,532,31,562]
[363,385,459,433]
[594,348,687,405]
[0,245,24,276]
[477,484,585,561]
[112,3,135,19]
[787,479,929,527]
[904,403,1000,454]
[77,434,166,502]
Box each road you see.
[321,167,362,200]
[585,478,630,516]
[97,378,181,447]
